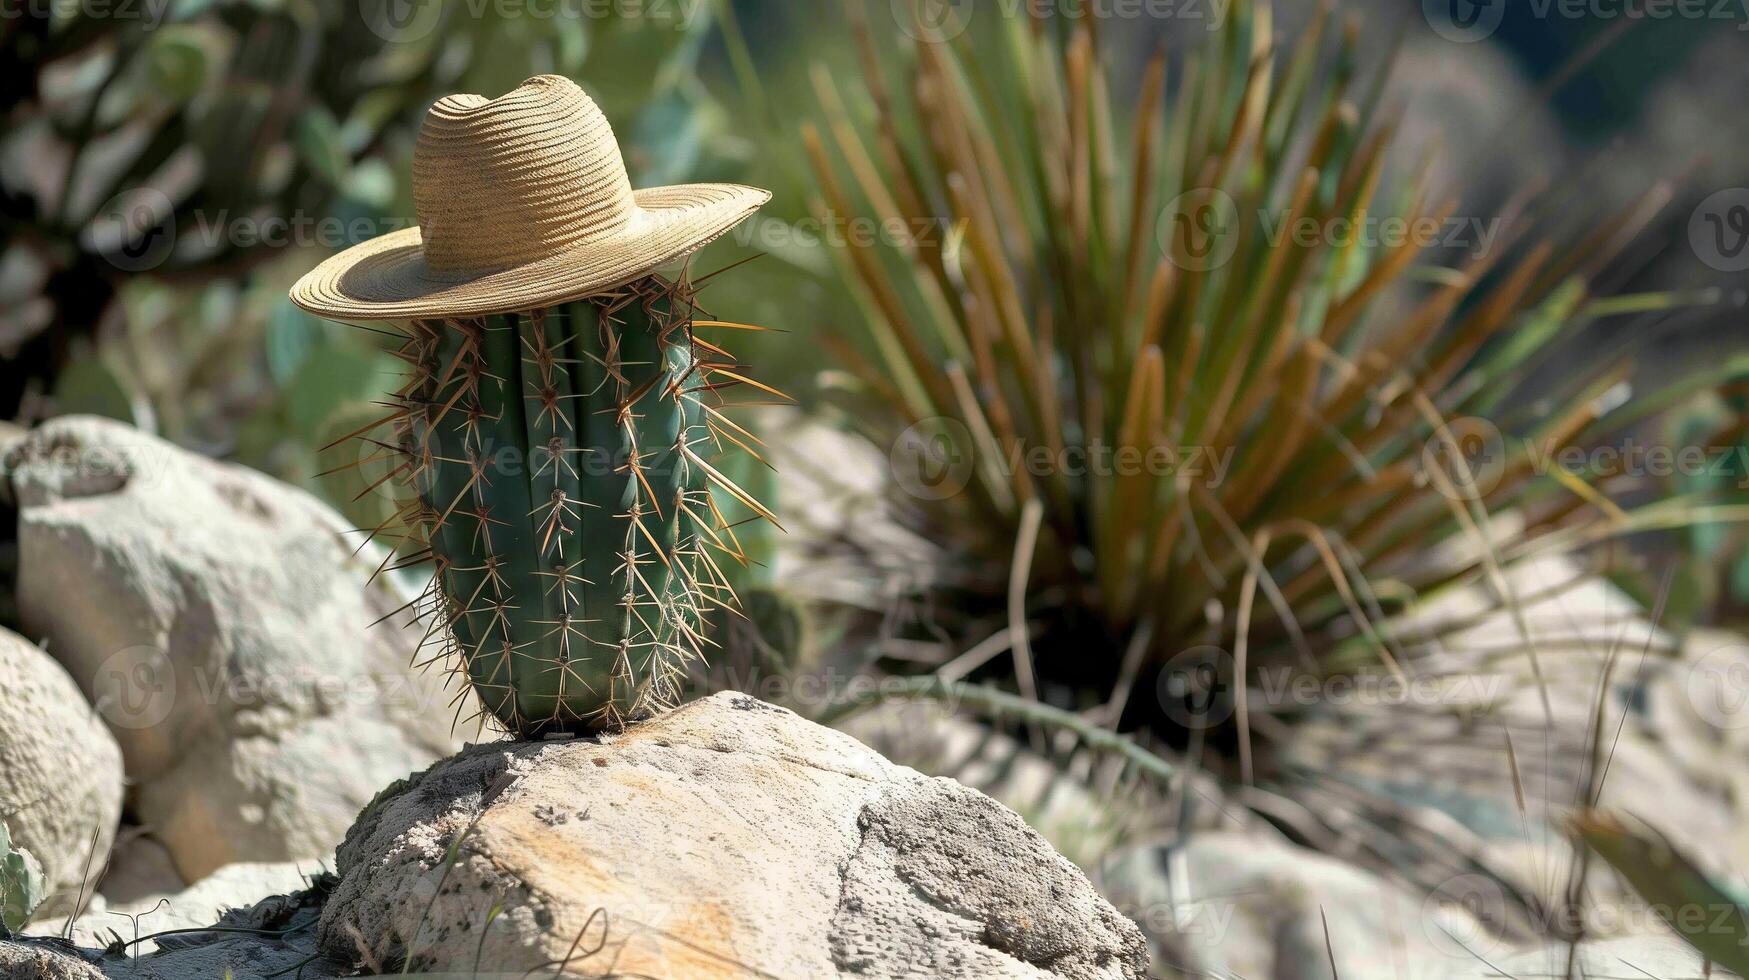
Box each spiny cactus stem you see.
[370,275,774,735]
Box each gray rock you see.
[98,882,340,980]
[320,692,1147,978]
[1097,833,1493,980]
[0,627,124,918]
[84,834,181,910]
[9,875,342,980]
[1268,554,1749,932]
[1490,934,1736,979]
[0,940,106,980]
[6,416,464,882]
[1097,832,1742,980]
[37,860,315,954]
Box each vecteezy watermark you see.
[360,0,704,43]
[85,188,177,274]
[729,213,965,254]
[1258,212,1506,260]
[360,0,444,42]
[1155,189,1507,272]
[1155,647,1510,730]
[892,0,1231,43]
[1108,897,1240,945]
[92,646,177,731]
[1422,417,1749,503]
[1421,417,1509,503]
[888,418,1237,501]
[85,201,421,273]
[1422,874,1509,958]
[0,434,183,493]
[91,645,455,729]
[1692,188,1749,274]
[891,417,978,501]
[1541,896,1749,942]
[893,0,977,42]
[1156,645,1235,729]
[0,0,172,27]
[1157,189,1240,273]
[1421,0,1508,42]
[713,664,972,714]
[1687,641,1749,731]
[1425,0,1749,43]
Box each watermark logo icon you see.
[891,417,975,501]
[362,0,444,43]
[894,0,974,43]
[1423,0,1505,43]
[1422,873,1507,958]
[1156,645,1235,730]
[92,646,176,731]
[1158,188,1239,272]
[1421,416,1507,502]
[1691,188,1749,274]
[1687,643,1749,730]
[85,187,175,273]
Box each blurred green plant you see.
[0,0,428,418]
[795,0,1741,738]
[1573,811,1749,975]
[1669,374,1749,621]
[693,447,826,693]
[0,819,45,935]
[1,0,733,515]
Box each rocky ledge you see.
[3,692,1148,979]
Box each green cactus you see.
[0,819,45,935]
[386,275,775,736]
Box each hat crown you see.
[412,75,634,279]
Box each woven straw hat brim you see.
[290,183,769,321]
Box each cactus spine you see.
[382,275,772,736]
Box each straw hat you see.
[290,75,769,321]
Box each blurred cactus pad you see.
[0,820,44,935]
[368,275,778,735]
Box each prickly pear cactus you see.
[382,276,774,735]
[0,820,45,935]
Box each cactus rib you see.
[382,275,768,736]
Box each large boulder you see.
[0,627,123,918]
[0,940,107,980]
[5,416,463,882]
[320,692,1147,978]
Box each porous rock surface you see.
[0,939,108,980]
[321,692,1147,978]
[5,416,462,882]
[0,626,124,915]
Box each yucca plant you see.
[358,275,777,736]
[801,0,1741,743]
